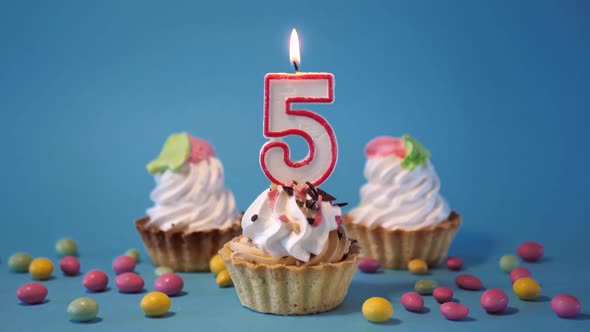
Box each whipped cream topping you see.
[146,157,239,232]
[348,155,450,230]
[241,185,345,263]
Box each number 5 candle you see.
[260,29,337,186]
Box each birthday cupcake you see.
[219,182,360,315]
[344,135,461,269]
[135,132,241,272]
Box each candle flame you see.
[289,28,300,65]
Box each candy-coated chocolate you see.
[400,292,424,312]
[513,277,541,300]
[55,238,78,257]
[155,266,174,276]
[415,279,438,295]
[455,274,483,291]
[29,258,54,280]
[362,297,393,323]
[112,255,136,275]
[16,283,48,304]
[216,270,233,288]
[551,294,581,318]
[115,272,144,293]
[154,273,184,296]
[209,254,226,276]
[141,292,171,317]
[60,256,80,276]
[499,254,520,272]
[408,259,428,275]
[509,266,532,283]
[358,258,380,273]
[8,252,33,273]
[445,256,463,271]
[517,241,544,262]
[440,302,469,321]
[68,297,98,322]
[125,249,140,262]
[433,286,454,303]
[83,270,109,292]
[480,289,509,313]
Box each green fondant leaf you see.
[146,132,191,175]
[401,134,431,170]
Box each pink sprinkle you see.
[335,215,343,226]
[294,183,308,200]
[267,188,280,209]
[187,136,215,164]
[312,195,323,227]
[279,215,290,223]
[365,136,407,159]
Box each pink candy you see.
[83,269,109,292]
[112,255,136,275]
[115,272,144,293]
[551,294,581,318]
[59,256,80,276]
[446,256,463,271]
[480,289,509,313]
[16,283,48,305]
[509,266,532,283]
[517,241,544,262]
[400,292,424,312]
[188,136,215,163]
[365,136,407,159]
[433,286,454,303]
[440,302,470,321]
[358,258,380,273]
[154,273,184,296]
[455,274,483,291]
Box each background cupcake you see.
[136,132,241,272]
[345,135,460,269]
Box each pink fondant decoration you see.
[294,183,309,200]
[365,136,407,159]
[187,136,216,164]
[335,215,343,227]
[279,215,290,223]
[267,188,280,209]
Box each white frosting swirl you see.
[146,157,239,232]
[348,155,450,230]
[241,187,342,262]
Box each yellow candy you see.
[29,258,54,280]
[408,259,428,275]
[209,254,226,276]
[513,277,541,300]
[140,292,171,317]
[216,269,233,287]
[362,297,393,323]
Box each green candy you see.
[155,266,174,276]
[56,238,78,257]
[8,252,33,273]
[67,297,99,322]
[125,249,140,262]
[414,278,438,295]
[499,254,520,272]
[147,132,191,175]
[401,134,431,170]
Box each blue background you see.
[1,0,589,331]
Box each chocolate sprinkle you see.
[305,199,319,211]
[251,214,258,222]
[305,181,318,199]
[282,186,294,196]
[316,188,336,202]
[334,202,348,207]
[296,200,304,207]
[307,218,314,225]
[337,231,343,239]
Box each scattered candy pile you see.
[358,240,583,323]
[209,254,233,288]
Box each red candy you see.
[446,256,463,271]
[115,272,144,293]
[400,292,424,312]
[59,256,80,276]
[455,274,483,290]
[433,286,454,303]
[358,258,380,273]
[83,270,109,292]
[551,294,581,318]
[480,289,509,313]
[509,266,532,283]
[440,302,470,321]
[112,255,136,275]
[16,283,48,304]
[517,241,544,262]
[154,273,184,296]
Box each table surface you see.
[1,244,588,332]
